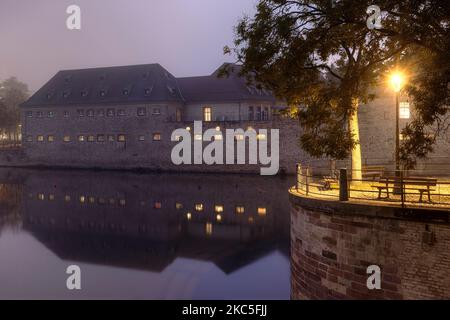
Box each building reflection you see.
[1,169,291,274]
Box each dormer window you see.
[100,90,106,97]
[144,87,153,96]
[63,91,70,98]
[167,86,176,95]
[123,89,130,96]
[81,90,88,97]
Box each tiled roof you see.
[21,63,276,107]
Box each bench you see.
[372,176,438,203]
[362,166,385,180]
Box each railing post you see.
[400,170,405,208]
[339,168,349,201]
[305,167,310,196]
[296,164,301,191]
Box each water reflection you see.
[0,168,292,299]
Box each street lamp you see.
[389,71,405,174]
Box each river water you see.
[0,168,293,299]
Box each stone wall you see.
[7,91,450,175]
[290,193,450,299]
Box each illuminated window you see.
[235,134,244,141]
[117,109,126,116]
[257,134,267,141]
[64,195,71,202]
[206,222,213,236]
[214,205,224,213]
[195,204,204,212]
[194,134,202,141]
[37,194,45,201]
[175,203,183,210]
[119,199,126,206]
[257,207,267,216]
[48,194,55,201]
[216,214,222,222]
[97,135,105,142]
[87,135,95,142]
[152,108,161,115]
[400,102,410,119]
[107,109,115,117]
[118,134,126,142]
[63,136,71,142]
[186,127,191,132]
[138,135,145,142]
[176,109,182,122]
[248,217,254,223]
[78,135,85,142]
[214,134,223,141]
[87,109,94,117]
[107,135,115,142]
[203,107,212,122]
[47,135,55,142]
[79,196,86,203]
[48,111,55,118]
[153,133,161,141]
[186,212,192,220]
[88,196,95,204]
[174,135,181,142]
[98,198,106,205]
[109,198,116,205]
[37,135,44,142]
[154,202,162,209]
[235,206,245,214]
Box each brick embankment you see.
[290,192,450,300]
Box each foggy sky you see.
[0,0,257,92]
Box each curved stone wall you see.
[290,192,450,299]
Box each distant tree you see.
[223,0,450,174]
[0,77,29,139]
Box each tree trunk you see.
[349,98,362,181]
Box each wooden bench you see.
[362,166,385,180]
[372,176,437,203]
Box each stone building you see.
[20,63,288,173]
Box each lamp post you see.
[389,71,406,196]
[389,72,405,174]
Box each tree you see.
[223,0,450,175]
[0,77,29,140]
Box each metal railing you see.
[295,163,450,210]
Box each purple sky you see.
[0,0,257,92]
